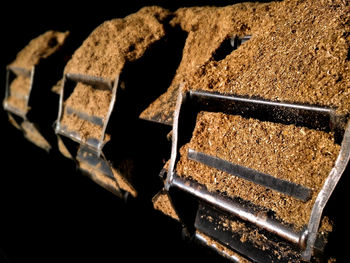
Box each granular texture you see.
[57,137,73,159]
[64,82,112,117]
[79,162,118,191]
[8,114,21,130]
[140,83,179,124]
[9,75,31,96]
[6,75,31,113]
[198,231,251,262]
[112,168,137,197]
[64,6,170,80]
[187,0,350,115]
[140,2,278,123]
[60,83,112,142]
[6,96,27,113]
[60,112,104,142]
[61,6,170,142]
[217,215,332,260]
[176,112,340,230]
[51,78,63,94]
[142,0,350,123]
[217,217,305,261]
[9,30,69,70]
[319,216,333,234]
[140,2,273,123]
[183,112,340,188]
[153,191,179,221]
[219,217,270,249]
[21,121,51,151]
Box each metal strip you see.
[188,149,311,202]
[56,124,100,150]
[79,167,122,198]
[189,90,332,114]
[55,74,118,155]
[76,146,114,180]
[7,66,32,77]
[170,174,307,249]
[195,203,303,263]
[3,103,26,118]
[166,87,185,190]
[65,106,104,126]
[66,73,113,90]
[4,68,10,101]
[195,232,243,263]
[302,121,350,260]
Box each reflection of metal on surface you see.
[172,174,306,248]
[303,122,350,259]
[8,113,22,130]
[55,73,140,199]
[164,90,349,261]
[195,203,312,263]
[79,164,123,198]
[195,231,247,263]
[140,36,253,126]
[3,66,34,119]
[188,149,311,202]
[139,83,180,126]
[112,168,138,198]
[3,66,54,151]
[77,145,123,198]
[57,136,73,159]
[21,121,51,151]
[55,73,118,156]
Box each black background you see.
[0,1,348,262]
[0,1,235,263]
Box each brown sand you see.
[8,114,21,130]
[198,231,251,262]
[176,112,340,230]
[61,6,170,141]
[6,75,31,113]
[319,216,333,234]
[64,6,170,80]
[64,82,112,117]
[6,96,28,114]
[21,121,51,151]
[140,2,277,123]
[51,78,63,94]
[217,216,305,261]
[9,30,69,70]
[142,0,350,122]
[218,215,332,260]
[140,83,179,124]
[57,137,73,159]
[187,0,350,115]
[112,168,137,197]
[9,75,31,96]
[60,112,104,142]
[153,191,180,221]
[60,82,112,143]
[182,112,340,188]
[220,217,269,250]
[79,162,118,191]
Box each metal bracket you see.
[165,89,349,260]
[3,66,34,119]
[55,73,119,156]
